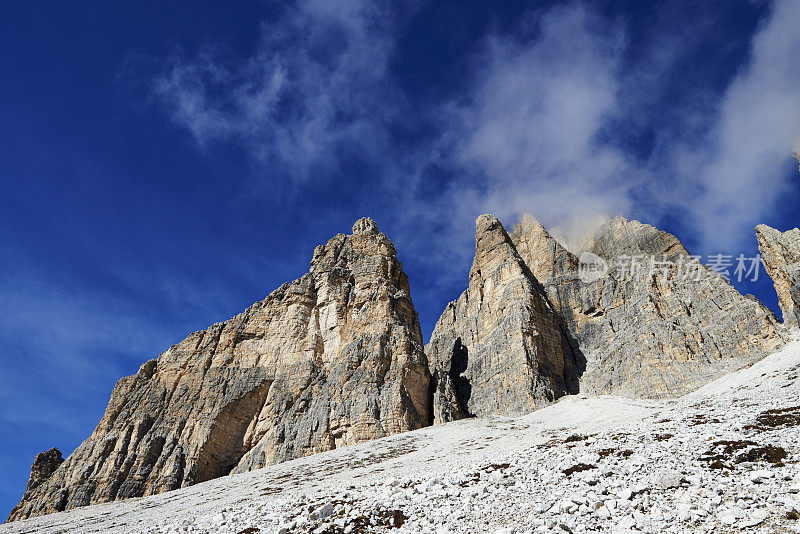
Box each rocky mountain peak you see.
[352,216,379,236]
[589,216,689,260]
[8,217,430,522]
[511,214,577,284]
[7,212,798,525]
[510,212,784,398]
[427,215,580,423]
[469,214,523,281]
[24,448,63,494]
[756,224,800,328]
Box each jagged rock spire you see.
[426,214,580,423]
[756,224,800,329]
[511,214,785,398]
[511,214,577,284]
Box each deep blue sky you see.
[1,0,799,517]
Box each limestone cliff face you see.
[426,215,580,423]
[756,224,800,329]
[8,217,430,522]
[512,216,785,398]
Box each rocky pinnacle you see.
[426,215,580,423]
[6,214,795,523]
[756,224,800,329]
[511,215,785,398]
[7,217,431,522]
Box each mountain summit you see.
[8,215,798,523]
[8,217,431,521]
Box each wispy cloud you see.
[155,0,409,184]
[443,3,631,248]
[153,0,800,263]
[673,0,800,249]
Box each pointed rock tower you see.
[426,215,580,423]
[8,218,431,522]
[756,224,800,329]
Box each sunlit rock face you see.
[8,217,431,522]
[757,224,800,330]
[426,215,581,424]
[511,215,785,398]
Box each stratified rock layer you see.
[426,215,580,423]
[756,224,800,329]
[8,218,430,522]
[512,215,785,398]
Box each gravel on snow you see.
[5,339,800,534]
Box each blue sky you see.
[1,0,799,517]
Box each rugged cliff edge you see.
[8,217,431,522]
[757,224,800,329]
[511,215,785,398]
[426,215,581,423]
[8,213,796,523]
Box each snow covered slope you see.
[4,340,800,534]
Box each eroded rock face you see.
[756,224,800,329]
[512,215,785,398]
[426,215,580,423]
[8,218,430,522]
[23,448,63,495]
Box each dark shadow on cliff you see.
[518,260,587,395]
[449,338,474,416]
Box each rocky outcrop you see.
[426,215,580,423]
[511,215,785,398]
[510,215,577,283]
[22,448,64,494]
[756,224,800,329]
[8,218,431,522]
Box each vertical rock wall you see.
[426,215,580,423]
[757,224,800,329]
[512,216,785,397]
[8,218,430,522]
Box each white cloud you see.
[153,0,800,262]
[154,0,404,183]
[676,0,800,249]
[445,3,630,247]
[445,0,800,253]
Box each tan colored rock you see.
[426,215,580,423]
[511,215,577,282]
[511,215,785,398]
[756,224,800,329]
[7,218,430,522]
